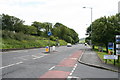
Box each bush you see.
[1,30,67,49]
[59,40,67,46]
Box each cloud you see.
[0,0,119,38]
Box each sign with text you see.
[116,50,120,55]
[116,35,120,55]
[116,35,120,43]
[104,55,118,59]
[116,44,120,49]
[108,42,114,50]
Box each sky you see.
[0,0,119,38]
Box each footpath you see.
[78,46,119,73]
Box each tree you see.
[52,22,79,44]
[2,14,24,32]
[21,25,37,35]
[32,21,52,37]
[86,13,120,52]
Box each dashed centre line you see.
[2,53,49,69]
[33,56,44,60]
[0,61,23,69]
[41,50,83,78]
[49,66,56,70]
[69,64,78,76]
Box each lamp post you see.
[83,7,93,47]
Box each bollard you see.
[45,46,49,52]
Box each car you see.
[67,43,72,47]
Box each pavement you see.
[78,45,119,73]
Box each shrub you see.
[2,30,68,49]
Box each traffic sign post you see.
[116,35,120,63]
[47,31,52,53]
[104,55,118,65]
[48,32,52,36]
[107,42,116,65]
[104,55,118,59]
[108,42,114,55]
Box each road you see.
[1,44,119,80]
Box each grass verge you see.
[1,39,67,49]
[94,46,120,67]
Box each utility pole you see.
[118,1,120,13]
[83,7,94,49]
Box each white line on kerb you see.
[0,61,23,69]
[69,64,77,76]
[78,51,84,61]
[49,66,55,70]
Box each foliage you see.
[94,46,120,67]
[58,40,67,46]
[32,21,52,37]
[2,34,67,49]
[1,13,79,49]
[2,14,24,31]
[86,13,120,52]
[52,23,79,44]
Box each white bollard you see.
[52,46,55,51]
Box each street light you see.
[83,7,93,46]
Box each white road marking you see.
[69,64,77,76]
[0,61,23,69]
[32,55,38,57]
[33,56,44,60]
[49,66,55,70]
[15,61,23,65]
[14,53,48,61]
[1,53,48,69]
[14,55,30,59]
[67,76,79,79]
[78,51,84,60]
[70,58,77,60]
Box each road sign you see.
[48,32,52,36]
[108,42,114,50]
[116,44,120,55]
[116,36,120,43]
[104,55,118,59]
[116,50,120,55]
[116,44,120,49]
[116,39,120,42]
[116,35,120,55]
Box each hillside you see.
[1,30,67,49]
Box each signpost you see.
[47,31,52,53]
[116,35,120,55]
[108,42,114,50]
[116,35,120,63]
[108,42,114,55]
[116,44,120,55]
[48,32,52,36]
[106,42,116,65]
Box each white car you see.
[67,43,72,47]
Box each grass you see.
[1,30,68,49]
[1,38,67,49]
[94,46,120,67]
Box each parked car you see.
[67,43,72,47]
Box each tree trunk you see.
[92,45,94,49]
[105,44,108,53]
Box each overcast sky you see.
[0,0,119,38]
